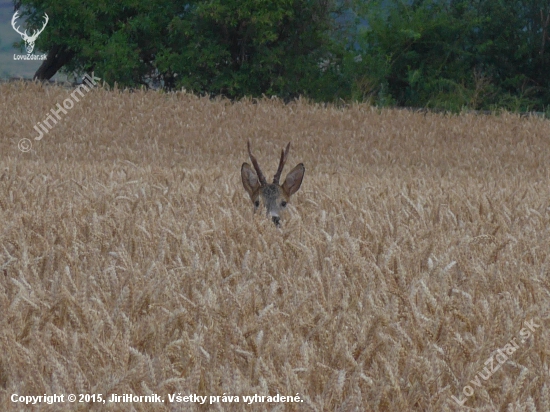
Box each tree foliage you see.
[345,0,550,111]
[15,0,550,110]
[19,0,342,100]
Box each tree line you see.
[15,0,550,112]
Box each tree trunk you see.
[33,45,75,80]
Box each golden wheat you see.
[0,81,549,411]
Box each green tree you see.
[17,0,344,99]
[346,0,550,111]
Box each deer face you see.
[241,141,305,227]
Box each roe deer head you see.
[241,141,305,227]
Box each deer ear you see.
[241,163,260,199]
[282,163,305,197]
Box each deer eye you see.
[281,201,287,207]
[254,200,260,208]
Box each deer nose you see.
[272,216,281,226]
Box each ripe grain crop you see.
[0,81,549,411]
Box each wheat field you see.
[0,81,549,411]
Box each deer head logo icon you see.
[11,11,49,54]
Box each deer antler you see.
[11,11,27,38]
[273,142,290,184]
[11,11,49,54]
[12,11,48,41]
[28,13,49,42]
[247,140,267,186]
